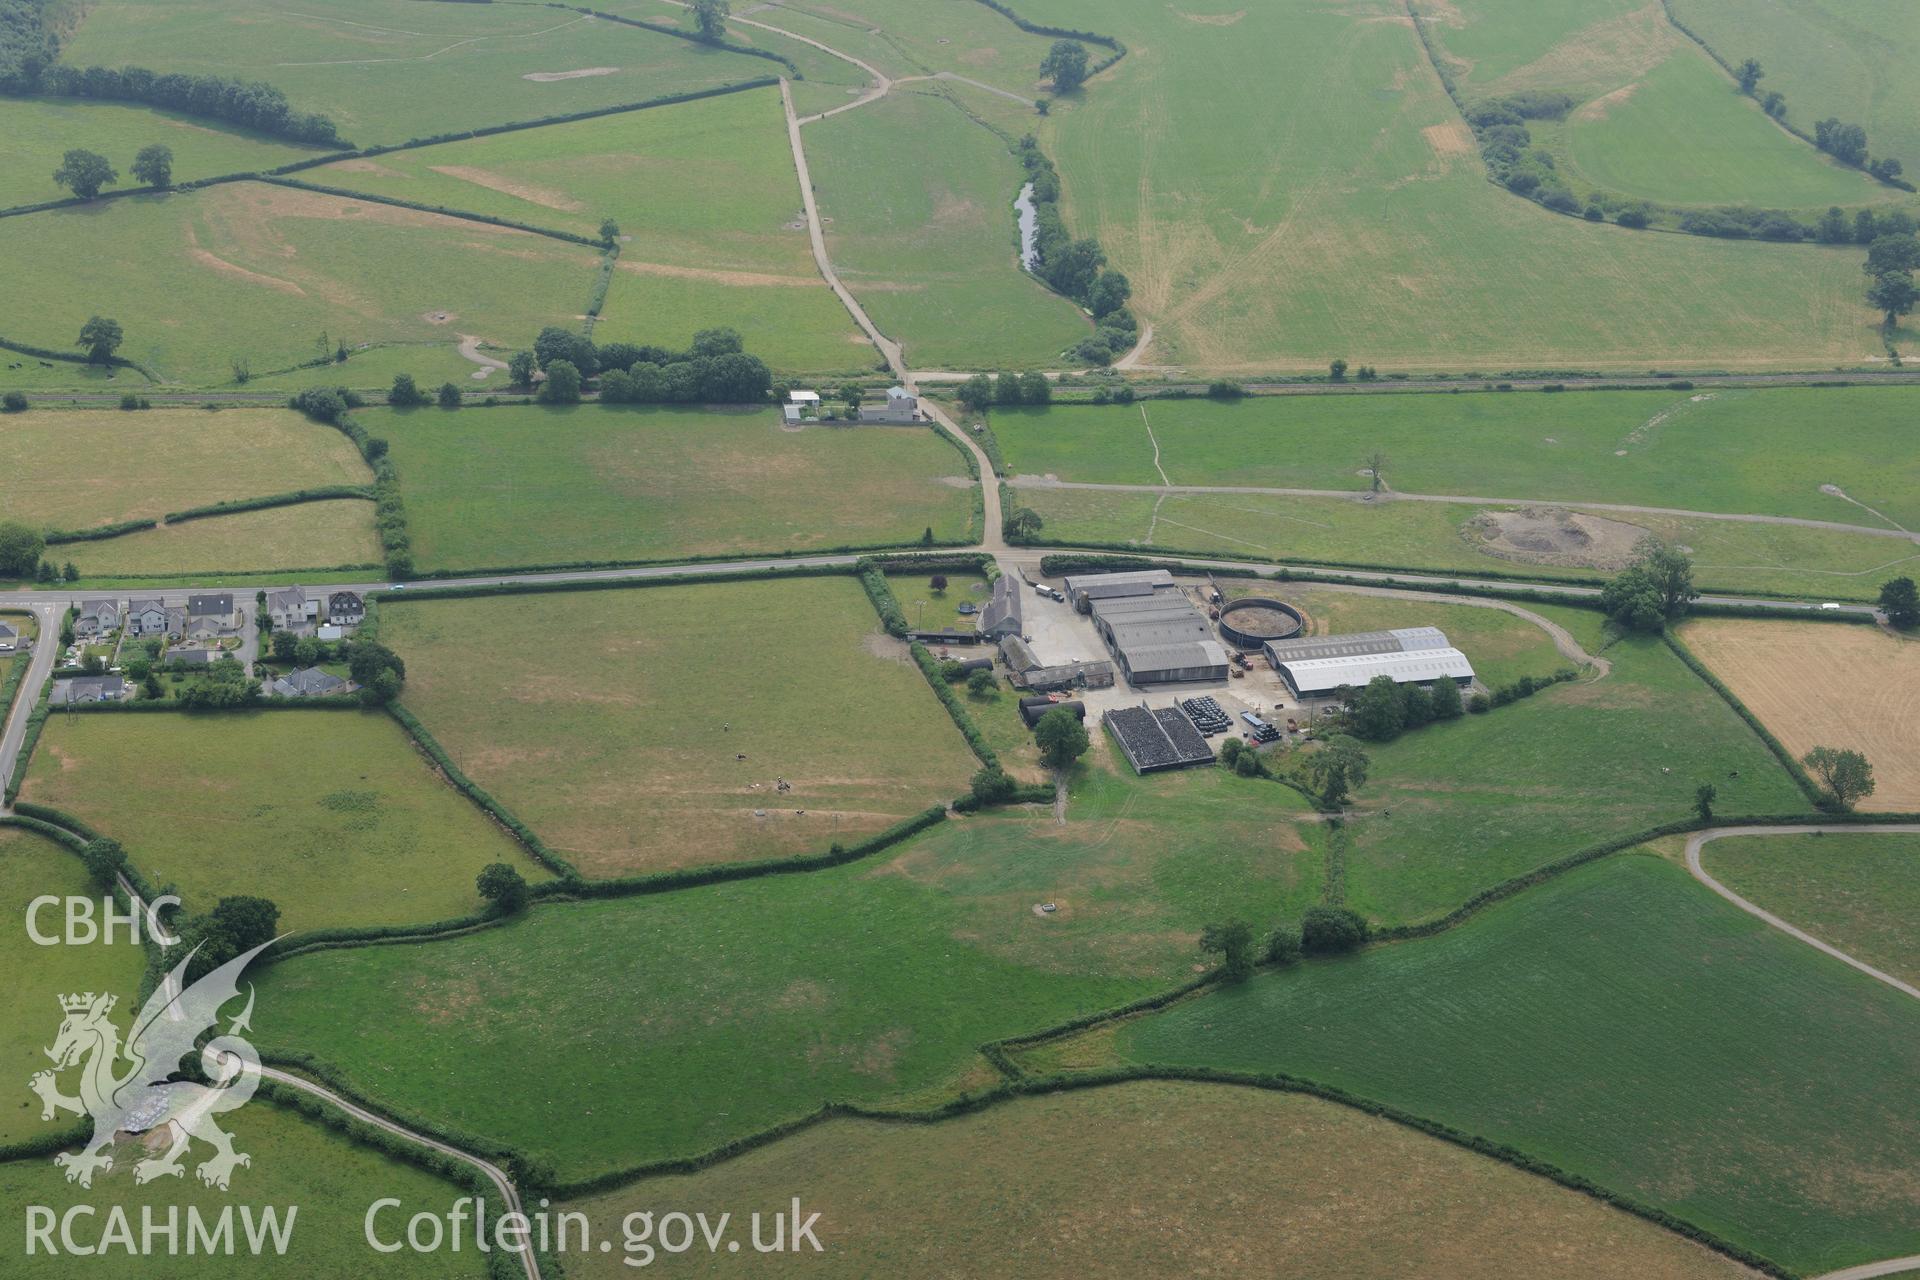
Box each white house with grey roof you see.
[267,586,318,631]
[186,594,239,637]
[858,386,920,424]
[126,598,180,640]
[327,591,365,627]
[72,599,121,638]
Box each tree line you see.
[1015,135,1138,365]
[1735,58,1907,187]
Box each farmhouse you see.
[49,675,127,705]
[976,575,1023,639]
[1105,703,1216,774]
[267,586,318,631]
[73,599,121,638]
[858,386,920,424]
[1265,627,1476,698]
[328,591,366,627]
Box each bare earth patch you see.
[428,164,586,212]
[184,225,305,296]
[1682,620,1920,812]
[1171,7,1248,26]
[1422,120,1475,157]
[1465,506,1651,571]
[1576,81,1642,123]
[522,66,619,82]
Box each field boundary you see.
[1663,629,1828,807]
[162,485,375,525]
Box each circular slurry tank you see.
[1217,597,1305,650]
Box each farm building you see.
[1265,627,1475,698]
[1069,571,1229,686]
[1062,569,1176,610]
[1105,704,1216,774]
[977,575,1022,639]
[858,386,920,424]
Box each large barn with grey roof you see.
[1065,570,1229,686]
[1264,627,1475,698]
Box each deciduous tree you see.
[691,0,730,42]
[76,315,123,364]
[1803,745,1875,810]
[52,148,116,199]
[477,863,529,914]
[1879,576,1919,629]
[130,143,173,187]
[1040,40,1089,93]
[1034,705,1089,768]
[1198,920,1255,981]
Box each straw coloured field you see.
[1031,0,1889,370]
[1680,619,1920,811]
[367,403,973,570]
[563,1082,1758,1280]
[58,0,777,144]
[379,577,981,877]
[1100,855,1920,1274]
[1705,831,1920,989]
[0,184,603,385]
[18,711,549,931]
[0,408,370,533]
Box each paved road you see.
[0,603,59,809]
[1685,825,1920,1003]
[1008,477,1920,543]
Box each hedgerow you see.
[162,485,373,525]
[42,518,159,545]
[260,177,599,246]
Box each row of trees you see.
[1014,135,1138,364]
[1734,60,1905,184]
[36,64,343,146]
[49,144,172,200]
[952,369,1052,414]
[506,325,773,405]
[1199,905,1371,982]
[1862,231,1919,330]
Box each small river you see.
[1014,181,1039,271]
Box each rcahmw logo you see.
[25,938,300,1257]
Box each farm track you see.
[1008,477,1920,544]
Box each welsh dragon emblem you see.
[29,940,273,1191]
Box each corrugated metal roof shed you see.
[1276,647,1476,695]
[1063,569,1176,601]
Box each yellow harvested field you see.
[1681,620,1920,811]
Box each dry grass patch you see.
[1681,620,1920,811]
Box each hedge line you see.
[9,800,173,908]
[558,7,800,77]
[967,0,1127,76]
[385,703,581,880]
[0,646,31,729]
[909,641,1000,769]
[163,485,373,525]
[400,540,972,582]
[260,177,599,246]
[1663,630,1827,807]
[0,334,155,379]
[377,559,851,606]
[44,517,160,545]
[264,79,781,175]
[3,692,50,804]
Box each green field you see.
[808,88,1090,369]
[0,1103,488,1278]
[58,0,776,144]
[991,388,1920,524]
[1565,44,1895,209]
[0,97,314,211]
[1,408,369,532]
[1016,483,1916,603]
[1,826,147,1148]
[366,403,972,570]
[0,184,603,385]
[1099,855,1920,1273]
[1671,0,1920,176]
[564,1080,1756,1279]
[1705,831,1920,987]
[1029,0,1888,371]
[62,501,380,578]
[381,577,981,878]
[1327,625,1807,926]
[252,761,1323,1178]
[17,711,549,932]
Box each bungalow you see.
[858,386,921,425]
[266,586,318,631]
[72,599,121,638]
[49,675,127,706]
[126,598,181,640]
[186,594,240,637]
[0,620,18,654]
[327,591,365,627]
[270,667,348,699]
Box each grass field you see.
[381,577,980,877]
[58,0,776,144]
[1706,831,1920,988]
[0,1103,489,1278]
[0,408,369,533]
[0,97,314,211]
[1328,625,1808,926]
[1016,483,1915,603]
[1680,619,1920,811]
[1670,0,1920,178]
[252,761,1323,1177]
[1099,854,1920,1273]
[0,184,604,385]
[1564,44,1895,209]
[807,88,1090,369]
[17,711,549,931]
[366,403,972,570]
[590,266,871,374]
[564,1081,1757,1279]
[62,500,381,578]
[1,826,147,1148]
[1028,0,1891,371]
[991,388,1920,525]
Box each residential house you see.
[126,598,180,640]
[327,591,366,627]
[49,675,127,705]
[0,620,18,654]
[858,386,921,424]
[270,667,348,699]
[186,594,240,638]
[266,586,318,631]
[72,599,121,638]
[976,575,1023,640]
